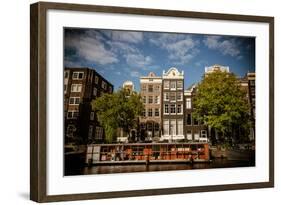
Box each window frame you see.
[148,108,153,117]
[170,104,176,114]
[186,98,192,109]
[71,84,82,92]
[164,104,169,114]
[155,108,159,116]
[148,96,153,104]
[69,97,80,105]
[72,71,84,80]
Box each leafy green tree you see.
[193,71,250,144]
[92,89,144,143]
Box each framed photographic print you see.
[30,1,274,202]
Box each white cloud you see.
[64,59,83,67]
[203,36,221,49]
[65,34,118,65]
[203,36,241,57]
[149,33,199,65]
[103,30,143,44]
[125,53,153,68]
[108,40,154,69]
[109,41,139,55]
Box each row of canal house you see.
[136,67,208,143]
[127,65,255,143]
[64,65,255,144]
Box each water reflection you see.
[65,159,255,176]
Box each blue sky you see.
[64,28,255,91]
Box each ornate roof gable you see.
[205,64,230,73]
[162,67,184,79]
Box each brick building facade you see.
[184,84,208,142]
[64,67,113,144]
[161,68,185,141]
[139,72,162,141]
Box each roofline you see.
[65,67,114,87]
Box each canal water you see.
[65,159,255,176]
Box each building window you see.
[142,96,146,104]
[186,98,191,109]
[201,130,207,139]
[177,120,183,135]
[155,85,160,91]
[250,80,255,86]
[177,81,183,89]
[154,123,160,131]
[142,109,146,117]
[141,85,147,91]
[78,72,83,79]
[193,117,199,125]
[101,81,107,89]
[64,84,67,92]
[170,81,176,89]
[88,125,93,139]
[170,92,176,101]
[95,127,103,139]
[148,85,153,92]
[163,120,169,135]
[71,84,82,92]
[73,111,79,118]
[64,71,69,78]
[170,120,176,135]
[164,104,169,114]
[95,76,99,84]
[164,92,169,101]
[67,112,72,119]
[67,111,79,119]
[72,72,84,80]
[155,108,159,116]
[93,87,97,96]
[164,81,169,89]
[155,96,159,104]
[194,131,200,141]
[186,130,192,140]
[148,108,153,117]
[177,104,182,114]
[90,112,95,121]
[69,97,80,105]
[170,104,176,114]
[177,92,183,101]
[66,124,76,138]
[148,96,153,104]
[147,122,153,131]
[186,114,192,125]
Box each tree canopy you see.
[92,89,144,143]
[193,71,250,143]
